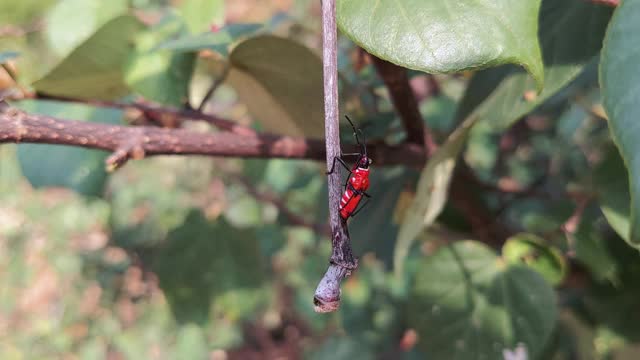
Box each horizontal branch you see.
[0,101,426,167]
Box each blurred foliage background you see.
[1,0,639,359]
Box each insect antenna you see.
[345,115,367,157]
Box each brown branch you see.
[371,58,512,245]
[371,56,437,153]
[0,100,425,167]
[313,0,357,313]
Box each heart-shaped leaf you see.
[457,0,612,130]
[153,210,264,324]
[14,99,123,197]
[337,0,544,87]
[32,15,143,100]
[600,0,640,245]
[226,35,325,138]
[409,241,557,359]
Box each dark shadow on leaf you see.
[151,209,264,324]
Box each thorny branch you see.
[312,0,357,313]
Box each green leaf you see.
[601,0,640,246]
[593,147,634,247]
[409,241,557,359]
[502,233,567,285]
[153,210,264,324]
[178,0,224,34]
[14,100,122,196]
[125,14,195,106]
[394,116,476,276]
[226,35,325,138]
[156,23,262,57]
[45,0,128,57]
[32,15,143,100]
[457,0,612,130]
[574,213,618,283]
[337,0,544,87]
[0,51,19,64]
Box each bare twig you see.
[31,94,257,135]
[0,100,426,167]
[313,0,357,313]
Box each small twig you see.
[29,94,257,136]
[313,0,357,313]
[197,64,230,112]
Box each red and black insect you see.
[327,116,372,220]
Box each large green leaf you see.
[156,23,262,57]
[32,15,143,100]
[394,116,476,276]
[226,35,325,138]
[409,241,557,359]
[457,0,612,130]
[14,100,123,197]
[125,14,195,106]
[337,0,544,87]
[177,0,224,34]
[593,147,634,247]
[600,0,640,245]
[45,0,128,57]
[153,210,264,324]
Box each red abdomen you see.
[340,187,363,219]
[339,169,370,219]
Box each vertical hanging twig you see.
[313,0,358,313]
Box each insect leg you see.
[326,156,351,175]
